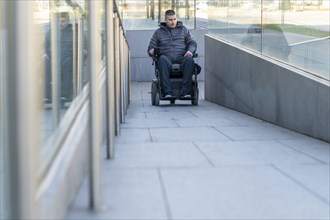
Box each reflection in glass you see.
[241,24,291,62]
[44,11,74,108]
[228,1,262,45]
[207,0,330,80]
[33,0,90,180]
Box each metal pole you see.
[5,0,38,218]
[114,14,121,136]
[127,50,131,105]
[147,0,150,18]
[120,29,125,123]
[1,1,9,218]
[185,0,189,19]
[124,44,129,115]
[77,16,84,92]
[151,0,155,20]
[72,10,77,98]
[261,0,264,54]
[88,0,103,210]
[105,0,115,159]
[50,0,60,127]
[194,0,196,29]
[158,0,162,23]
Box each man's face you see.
[59,17,69,30]
[165,14,177,29]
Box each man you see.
[148,9,197,98]
[45,12,74,103]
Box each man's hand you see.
[184,51,193,57]
[149,48,154,56]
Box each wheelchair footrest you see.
[179,97,194,100]
[161,96,176,100]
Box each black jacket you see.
[45,24,73,64]
[147,21,197,59]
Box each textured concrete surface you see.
[65,82,329,220]
[204,36,330,142]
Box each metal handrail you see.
[289,35,330,47]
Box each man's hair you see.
[59,12,70,20]
[165,10,175,18]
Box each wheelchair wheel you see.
[192,88,199,106]
[155,92,160,106]
[151,80,158,105]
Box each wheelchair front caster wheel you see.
[155,92,160,106]
[192,88,199,106]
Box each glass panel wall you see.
[121,0,197,30]
[208,0,330,80]
[33,0,89,179]
[1,0,130,218]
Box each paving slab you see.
[150,127,231,142]
[277,138,330,164]
[109,142,212,168]
[216,124,309,141]
[160,166,330,220]
[66,82,329,220]
[274,164,330,203]
[195,140,323,166]
[115,128,151,144]
[65,168,168,220]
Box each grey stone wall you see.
[126,29,207,81]
[205,35,330,142]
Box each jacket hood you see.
[159,21,183,29]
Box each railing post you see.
[88,0,103,211]
[50,0,60,127]
[120,28,125,123]
[105,0,115,159]
[114,13,121,136]
[4,1,38,218]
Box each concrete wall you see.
[205,35,330,142]
[126,29,207,81]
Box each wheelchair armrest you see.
[193,53,198,58]
[152,56,158,62]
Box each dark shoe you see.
[163,91,175,98]
[60,97,67,102]
[44,98,52,104]
[61,96,73,102]
[180,90,191,98]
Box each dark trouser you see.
[45,57,73,101]
[157,55,195,95]
[45,57,52,100]
[60,58,73,101]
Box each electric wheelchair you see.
[150,48,201,106]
